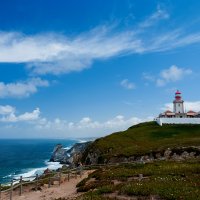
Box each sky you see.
[0,0,200,138]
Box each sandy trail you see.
[1,170,93,200]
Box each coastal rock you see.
[84,149,102,164]
[164,148,172,158]
[50,141,92,165]
[50,144,68,163]
[81,145,200,165]
[51,137,200,166]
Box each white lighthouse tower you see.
[173,90,185,118]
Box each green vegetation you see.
[76,160,200,200]
[83,121,200,161]
[38,172,57,185]
[0,185,10,191]
[77,122,200,199]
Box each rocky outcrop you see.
[82,146,200,165]
[50,141,92,165]
[50,141,200,166]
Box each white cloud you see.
[142,73,155,82]
[36,115,147,132]
[35,114,151,137]
[0,29,143,75]
[0,105,15,115]
[16,108,41,122]
[0,78,49,98]
[143,66,193,87]
[156,79,166,87]
[161,103,173,111]
[162,101,200,112]
[161,65,192,81]
[1,8,200,76]
[156,65,192,86]
[120,79,136,90]
[0,105,153,137]
[104,115,141,128]
[139,5,169,28]
[0,106,143,130]
[0,107,40,122]
[184,101,200,112]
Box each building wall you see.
[156,118,200,126]
[173,101,184,113]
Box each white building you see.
[156,90,200,126]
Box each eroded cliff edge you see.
[80,121,200,164]
[50,121,200,166]
[50,141,92,165]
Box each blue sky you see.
[0,0,200,138]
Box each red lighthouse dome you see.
[175,90,181,95]
[175,90,182,101]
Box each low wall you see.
[156,118,200,126]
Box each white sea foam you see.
[3,174,12,178]
[3,142,81,184]
[63,146,72,150]
[78,139,88,143]
[45,161,63,170]
[78,138,96,143]
[2,174,14,185]
[13,160,63,182]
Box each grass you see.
[0,185,10,191]
[77,122,200,199]
[76,160,200,200]
[82,121,200,163]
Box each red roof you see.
[187,110,196,114]
[165,110,173,113]
[175,90,181,95]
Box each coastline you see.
[0,139,84,185]
[0,140,93,199]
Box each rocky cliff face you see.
[50,141,200,166]
[50,141,92,165]
[82,146,200,165]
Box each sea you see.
[0,139,84,184]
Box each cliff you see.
[75,121,200,200]
[50,141,92,165]
[81,121,200,164]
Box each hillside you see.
[76,160,200,200]
[82,121,200,164]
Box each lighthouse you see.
[173,90,185,117]
[156,90,200,125]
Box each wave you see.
[78,139,88,143]
[78,138,96,143]
[3,173,13,179]
[13,160,63,182]
[2,141,79,184]
[63,146,72,150]
[46,160,63,170]
[12,142,74,181]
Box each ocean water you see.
[0,139,80,184]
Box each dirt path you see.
[1,170,93,200]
